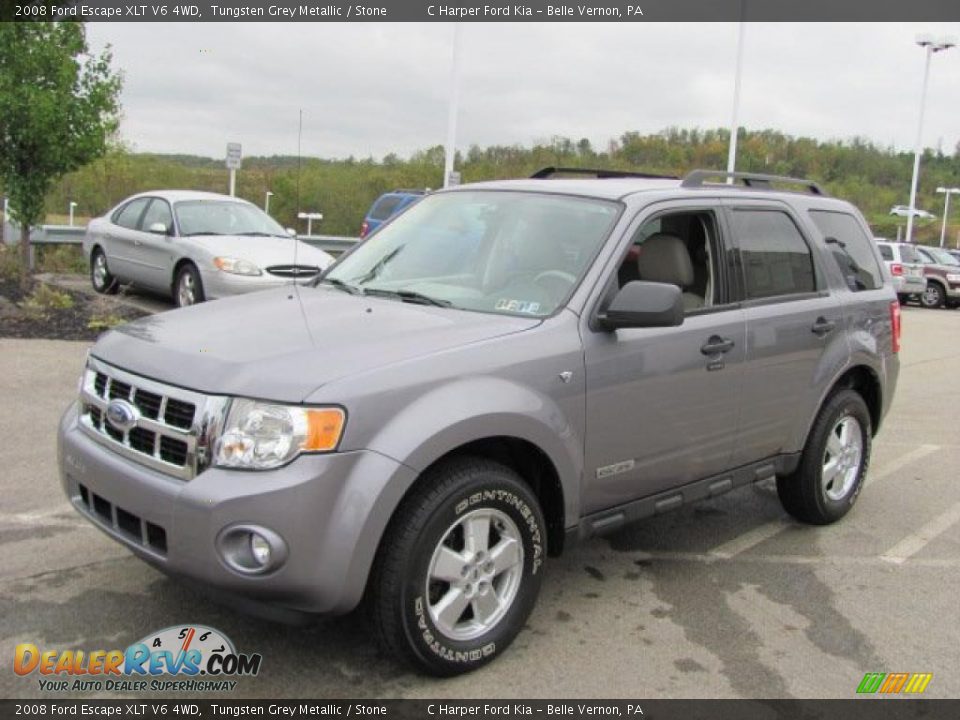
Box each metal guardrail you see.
[3,223,360,269]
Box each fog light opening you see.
[216,525,288,575]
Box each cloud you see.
[87,21,960,160]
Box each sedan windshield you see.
[322,191,620,317]
[175,200,288,237]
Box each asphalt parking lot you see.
[1,305,958,700]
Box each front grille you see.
[266,264,320,279]
[77,482,167,555]
[78,360,224,481]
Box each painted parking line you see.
[880,501,960,565]
[707,443,941,559]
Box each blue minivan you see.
[359,189,427,239]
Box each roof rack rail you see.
[531,167,678,180]
[681,169,828,196]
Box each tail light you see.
[359,221,369,239]
[890,263,903,276]
[890,300,901,353]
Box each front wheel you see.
[777,389,871,525]
[920,283,944,309]
[174,263,205,307]
[370,457,546,676]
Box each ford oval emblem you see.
[105,399,139,432]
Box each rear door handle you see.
[701,336,735,355]
[811,317,837,336]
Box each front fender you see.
[365,376,583,531]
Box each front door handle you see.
[701,336,735,355]
[811,317,837,336]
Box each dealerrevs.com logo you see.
[14,625,262,693]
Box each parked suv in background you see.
[359,189,427,239]
[875,240,927,304]
[59,168,899,676]
[914,245,960,309]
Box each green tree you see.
[0,21,122,269]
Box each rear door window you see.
[730,209,816,300]
[808,210,883,291]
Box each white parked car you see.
[83,190,335,307]
[889,205,936,220]
[874,239,927,303]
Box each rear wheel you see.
[370,457,546,676]
[920,283,944,309]
[777,389,871,525]
[174,263,205,307]
[90,248,118,294]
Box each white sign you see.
[226,142,242,170]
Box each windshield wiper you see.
[319,277,363,295]
[353,245,405,285]
[182,231,225,237]
[364,288,452,307]
[236,231,283,237]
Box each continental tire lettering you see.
[453,489,544,574]
[413,594,496,664]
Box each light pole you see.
[68,201,78,226]
[297,211,322,236]
[726,15,746,183]
[905,34,955,245]
[264,191,274,214]
[443,24,463,188]
[936,187,960,249]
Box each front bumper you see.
[199,269,316,300]
[58,402,416,615]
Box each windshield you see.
[174,200,288,237]
[925,248,959,266]
[323,191,620,317]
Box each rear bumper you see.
[893,276,926,295]
[58,402,417,615]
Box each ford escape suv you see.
[58,168,900,676]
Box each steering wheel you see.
[532,270,577,299]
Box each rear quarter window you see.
[369,195,405,221]
[808,210,884,291]
[877,244,894,261]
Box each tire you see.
[777,389,871,525]
[369,457,547,676]
[90,248,118,295]
[174,263,205,307]
[897,294,910,305]
[920,282,944,309]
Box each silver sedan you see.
[83,190,335,307]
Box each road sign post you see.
[226,142,242,196]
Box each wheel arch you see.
[812,364,883,439]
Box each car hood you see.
[186,234,335,270]
[92,286,540,402]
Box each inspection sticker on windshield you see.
[496,299,541,314]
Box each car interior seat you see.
[636,233,704,310]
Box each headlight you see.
[946,273,960,283]
[215,399,346,470]
[213,256,262,276]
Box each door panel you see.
[582,310,746,514]
[132,198,176,291]
[107,198,151,281]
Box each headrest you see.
[637,233,694,287]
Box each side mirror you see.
[599,281,684,330]
[148,222,169,235]
[286,228,297,237]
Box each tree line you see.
[41,127,960,244]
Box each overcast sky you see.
[85,22,960,161]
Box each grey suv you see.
[58,168,900,676]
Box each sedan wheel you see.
[90,249,117,295]
[174,264,205,307]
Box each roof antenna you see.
[293,108,302,279]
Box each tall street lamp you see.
[905,34,955,244]
[264,191,274,214]
[443,24,463,188]
[936,187,960,249]
[726,16,746,183]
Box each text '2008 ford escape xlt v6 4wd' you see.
[59,168,900,676]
